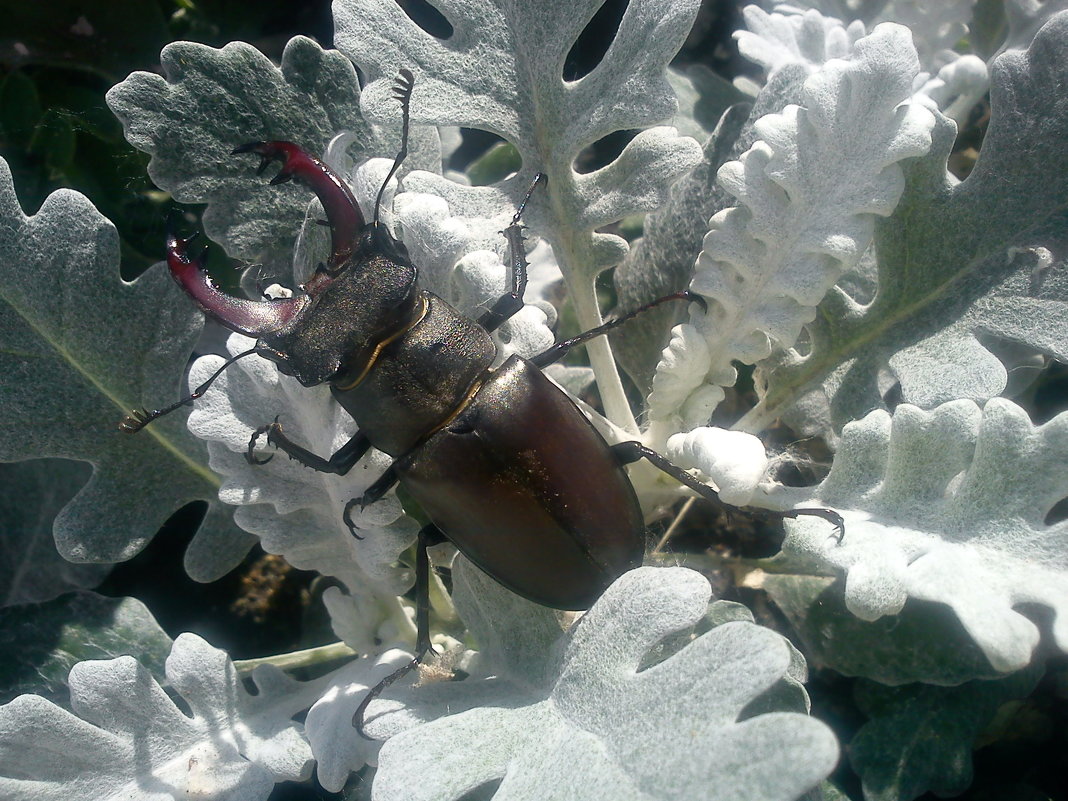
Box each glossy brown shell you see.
[395,356,645,610]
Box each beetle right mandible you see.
[120,69,842,736]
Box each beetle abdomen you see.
[395,355,645,610]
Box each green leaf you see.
[0,70,43,149]
[849,665,1043,801]
[0,156,254,580]
[28,109,77,175]
[0,591,172,707]
[0,459,107,607]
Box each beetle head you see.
[167,228,418,387]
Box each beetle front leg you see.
[611,441,845,541]
[354,523,445,739]
[246,422,370,475]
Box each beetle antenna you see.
[118,347,260,433]
[373,69,415,226]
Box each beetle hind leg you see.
[354,523,445,739]
[611,441,844,542]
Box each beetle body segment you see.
[332,291,496,456]
[394,355,645,610]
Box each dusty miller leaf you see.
[372,567,839,801]
[106,36,375,282]
[653,22,934,429]
[756,12,1068,435]
[0,633,320,801]
[335,0,703,429]
[779,398,1068,675]
[0,157,252,580]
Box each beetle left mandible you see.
[121,69,843,737]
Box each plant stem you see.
[233,641,357,675]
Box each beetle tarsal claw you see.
[245,423,278,465]
[342,499,365,540]
[118,409,150,433]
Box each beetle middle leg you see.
[353,522,444,738]
[610,441,845,540]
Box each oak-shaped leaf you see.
[778,398,1068,677]
[372,566,839,801]
[0,633,320,801]
[0,157,251,580]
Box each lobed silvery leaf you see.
[186,333,419,598]
[335,0,703,431]
[0,157,250,580]
[370,566,839,801]
[0,633,320,801]
[0,593,172,708]
[778,398,1068,674]
[304,647,415,790]
[612,61,817,392]
[734,6,867,84]
[106,37,379,284]
[737,5,987,121]
[873,0,977,66]
[913,53,988,123]
[652,23,934,428]
[755,12,1068,436]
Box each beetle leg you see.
[245,424,370,474]
[529,291,707,368]
[354,523,445,739]
[611,441,845,542]
[478,172,547,332]
[342,465,399,538]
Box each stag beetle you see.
[121,70,842,735]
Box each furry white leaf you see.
[780,399,1068,673]
[304,648,414,790]
[106,37,375,282]
[187,334,419,596]
[663,23,934,424]
[756,13,1068,436]
[0,634,315,801]
[665,428,771,506]
[874,0,977,66]
[735,6,866,82]
[372,567,839,801]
